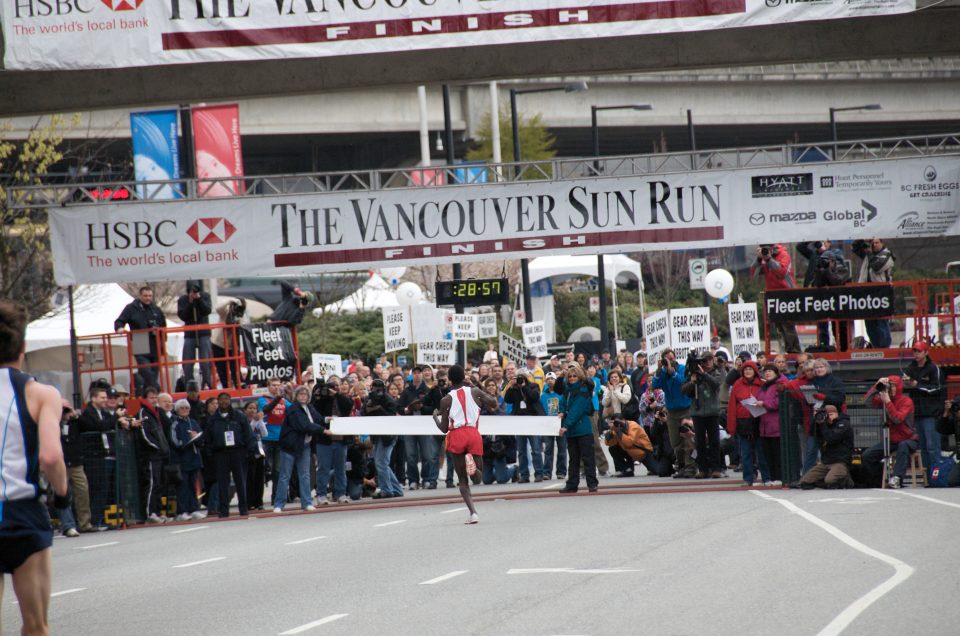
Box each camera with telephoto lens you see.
[816,255,833,270]
[678,422,693,435]
[516,375,526,386]
[814,409,830,426]
[685,351,703,377]
[875,379,888,393]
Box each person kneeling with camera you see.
[861,376,918,489]
[797,402,854,489]
[603,417,656,477]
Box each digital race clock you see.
[434,278,510,307]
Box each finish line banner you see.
[2,0,915,71]
[49,156,960,285]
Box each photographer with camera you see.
[853,238,895,348]
[750,243,801,353]
[505,369,546,483]
[364,378,404,499]
[652,349,695,478]
[269,280,314,326]
[312,380,356,504]
[400,366,440,490]
[212,298,248,389]
[681,351,725,479]
[862,376,918,489]
[55,402,84,537]
[601,369,633,424]
[796,401,854,489]
[603,417,656,478]
[901,342,944,471]
[936,397,960,487]
[801,241,851,350]
[177,280,213,390]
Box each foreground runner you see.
[433,365,498,524]
[1,301,69,636]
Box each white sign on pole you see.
[416,340,456,366]
[728,303,762,357]
[643,310,670,365]
[669,307,711,360]
[411,305,451,344]
[452,314,478,341]
[688,258,707,290]
[514,309,526,325]
[311,353,343,380]
[382,306,410,353]
[522,320,548,357]
[477,313,498,339]
[589,297,600,313]
[499,333,529,367]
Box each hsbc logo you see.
[101,0,143,10]
[187,218,237,244]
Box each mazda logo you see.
[749,213,766,226]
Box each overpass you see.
[0,0,958,117]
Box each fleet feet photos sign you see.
[2,0,915,71]
[48,157,960,285]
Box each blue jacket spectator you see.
[652,350,692,411]
[561,374,594,439]
[169,410,203,472]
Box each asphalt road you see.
[3,481,959,635]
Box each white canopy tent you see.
[24,284,183,396]
[528,255,646,343]
[319,273,400,315]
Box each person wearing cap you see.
[862,376,917,489]
[796,401,854,489]
[177,280,213,390]
[523,353,545,391]
[209,393,253,517]
[709,336,731,364]
[901,342,944,470]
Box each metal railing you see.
[8,132,960,209]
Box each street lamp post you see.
[589,103,651,352]
[508,81,588,326]
[829,104,882,156]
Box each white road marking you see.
[440,507,467,514]
[507,568,641,575]
[419,570,468,585]
[807,497,888,505]
[278,614,349,634]
[541,482,564,490]
[882,489,960,510]
[172,557,227,569]
[171,526,208,534]
[77,541,119,550]
[285,536,328,545]
[14,588,86,604]
[51,588,86,598]
[373,520,406,528]
[752,491,914,635]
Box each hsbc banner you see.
[48,156,960,285]
[2,0,915,71]
[765,284,894,322]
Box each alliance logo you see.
[751,173,814,198]
[187,218,237,245]
[101,0,143,10]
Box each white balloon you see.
[395,281,423,306]
[704,269,735,299]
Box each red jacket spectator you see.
[750,243,797,290]
[785,376,815,435]
[727,361,762,435]
[864,376,917,444]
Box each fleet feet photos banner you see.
[2,0,915,71]
[49,156,960,285]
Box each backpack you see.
[621,392,641,422]
[928,457,956,488]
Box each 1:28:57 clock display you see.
[434,277,510,307]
